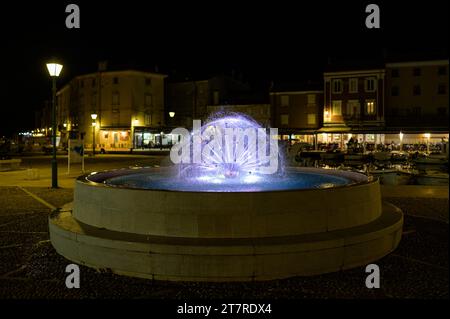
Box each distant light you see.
[169,112,175,118]
[91,113,98,120]
[46,63,63,77]
[399,131,404,141]
[63,123,67,127]
[424,133,431,139]
[133,119,139,126]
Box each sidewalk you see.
[381,185,448,199]
[1,166,448,198]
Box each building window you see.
[112,92,120,105]
[391,69,399,78]
[92,78,97,87]
[113,77,119,84]
[80,80,84,88]
[145,78,152,86]
[213,91,220,105]
[332,79,343,94]
[91,93,97,107]
[413,68,421,76]
[438,84,447,94]
[365,100,376,115]
[145,94,152,106]
[307,114,316,125]
[413,85,421,96]
[307,94,316,104]
[347,100,360,117]
[438,66,447,76]
[280,114,289,125]
[280,95,289,107]
[332,100,342,116]
[412,107,421,116]
[437,107,447,116]
[349,78,358,93]
[145,113,151,126]
[391,86,399,96]
[365,78,376,92]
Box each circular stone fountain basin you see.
[49,167,403,281]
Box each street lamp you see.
[46,62,63,188]
[399,131,404,151]
[91,113,98,156]
[169,112,175,118]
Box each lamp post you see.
[132,118,139,149]
[46,62,63,188]
[424,133,431,153]
[91,113,98,156]
[168,112,175,145]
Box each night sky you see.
[1,0,448,136]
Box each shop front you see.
[98,128,132,152]
[133,127,181,149]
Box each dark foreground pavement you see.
[0,186,448,299]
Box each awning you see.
[317,127,351,133]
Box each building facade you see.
[270,89,323,144]
[167,75,253,129]
[384,60,449,144]
[56,70,168,151]
[322,69,386,147]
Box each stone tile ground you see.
[0,186,448,299]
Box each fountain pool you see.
[49,114,403,281]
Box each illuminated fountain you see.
[49,113,403,281]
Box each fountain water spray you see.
[170,112,281,182]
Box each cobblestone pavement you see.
[0,186,448,299]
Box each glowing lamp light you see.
[169,112,175,118]
[133,119,139,126]
[46,63,63,77]
[424,133,431,139]
[91,113,98,120]
[399,131,404,142]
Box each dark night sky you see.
[0,0,448,136]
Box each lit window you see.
[307,94,316,104]
[280,114,289,125]
[332,80,343,93]
[349,78,358,93]
[280,95,289,106]
[332,100,342,115]
[307,114,316,125]
[366,100,376,115]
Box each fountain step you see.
[49,202,403,281]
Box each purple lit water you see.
[100,113,355,192]
[103,169,353,192]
